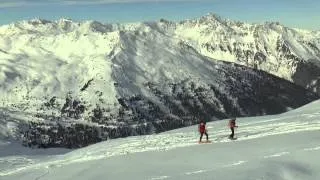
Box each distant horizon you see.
[1,0,319,31]
[3,14,318,32]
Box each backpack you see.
[229,119,236,127]
[199,122,206,133]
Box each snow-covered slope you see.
[0,17,319,148]
[171,14,320,93]
[0,19,120,109]
[1,100,320,180]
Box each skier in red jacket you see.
[198,120,209,143]
[228,118,238,139]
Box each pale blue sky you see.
[0,0,319,30]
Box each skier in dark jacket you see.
[199,120,209,143]
[228,118,238,139]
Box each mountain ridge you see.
[4,14,319,93]
[0,14,319,148]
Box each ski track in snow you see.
[150,160,248,180]
[150,176,170,180]
[223,160,248,167]
[155,160,248,179]
[164,142,320,179]
[153,145,318,179]
[303,146,320,151]
[263,152,290,158]
[34,169,49,180]
[185,170,208,175]
[1,112,320,176]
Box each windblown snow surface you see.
[1,100,320,180]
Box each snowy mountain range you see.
[0,14,319,148]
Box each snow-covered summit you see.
[173,15,320,93]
